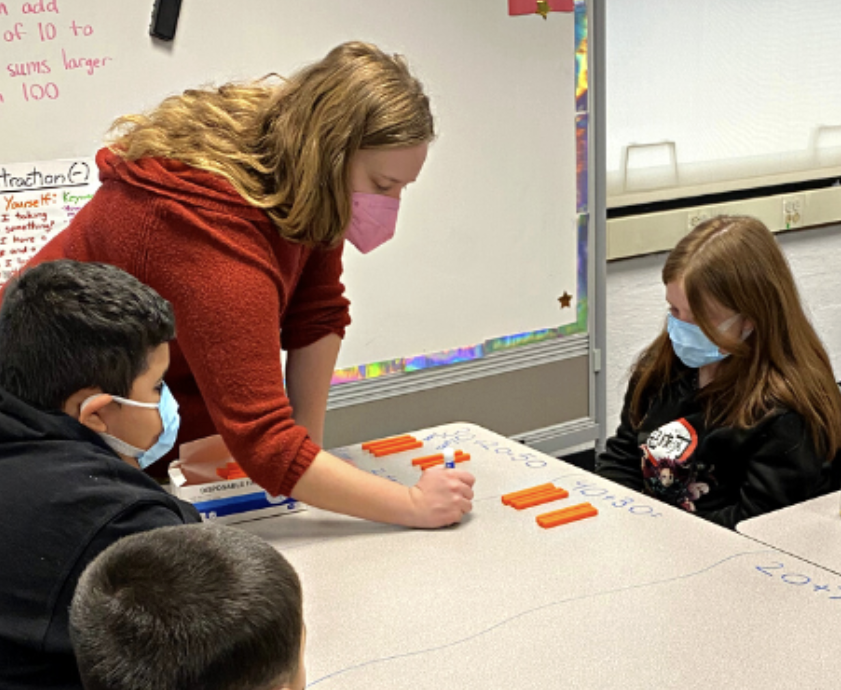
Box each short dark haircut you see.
[70,523,304,690]
[0,260,175,410]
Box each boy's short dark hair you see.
[70,523,304,690]
[0,260,175,410]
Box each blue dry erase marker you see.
[443,448,456,469]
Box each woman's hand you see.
[407,467,475,528]
[290,450,475,528]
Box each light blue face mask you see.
[82,383,180,469]
[667,313,741,369]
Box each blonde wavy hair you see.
[629,215,841,460]
[107,41,434,245]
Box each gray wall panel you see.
[324,355,589,448]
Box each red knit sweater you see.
[21,149,351,497]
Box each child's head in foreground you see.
[0,259,177,466]
[69,523,306,690]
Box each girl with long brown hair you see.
[14,42,474,528]
[597,215,841,528]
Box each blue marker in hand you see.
[443,448,456,469]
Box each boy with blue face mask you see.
[0,259,201,689]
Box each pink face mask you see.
[344,193,400,254]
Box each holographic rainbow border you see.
[558,213,589,337]
[404,343,486,372]
[330,358,404,385]
[330,3,590,386]
[484,328,559,356]
[576,113,589,214]
[575,0,588,114]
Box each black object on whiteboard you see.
[150,0,183,41]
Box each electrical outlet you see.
[782,195,805,230]
[686,208,711,232]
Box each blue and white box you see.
[166,435,305,525]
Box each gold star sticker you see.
[536,0,550,19]
[558,291,572,308]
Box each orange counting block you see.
[412,452,445,466]
[369,434,416,445]
[510,487,569,510]
[501,483,555,506]
[536,502,598,529]
[366,437,419,454]
[412,450,468,466]
[508,485,559,502]
[509,486,567,509]
[419,454,472,470]
[216,462,247,480]
[362,435,414,451]
[371,441,424,457]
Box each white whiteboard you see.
[0,1,578,370]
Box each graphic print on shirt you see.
[640,418,712,513]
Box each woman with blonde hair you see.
[597,215,841,528]
[18,41,474,528]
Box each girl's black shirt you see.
[596,369,840,529]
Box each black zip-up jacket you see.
[0,387,200,689]
[596,369,840,529]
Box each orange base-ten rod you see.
[419,454,472,470]
[216,462,247,480]
[362,435,415,451]
[536,502,598,528]
[412,450,468,466]
[371,441,424,457]
[366,438,419,454]
[507,485,562,502]
[501,483,555,506]
[510,487,569,509]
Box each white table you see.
[737,491,841,576]
[240,423,841,689]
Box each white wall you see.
[607,0,841,204]
[605,223,841,436]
